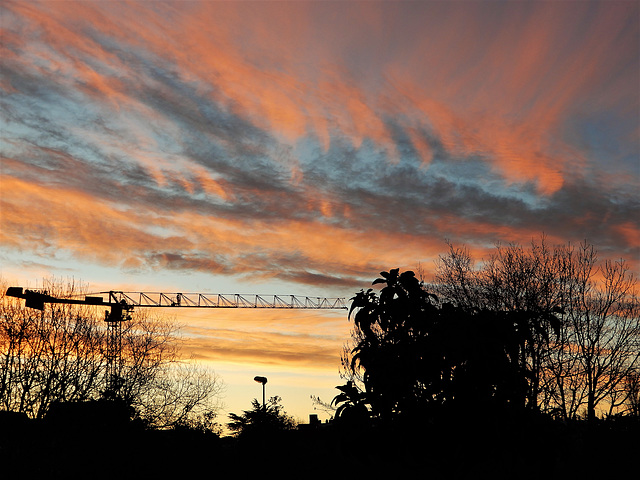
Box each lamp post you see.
[254,376,267,409]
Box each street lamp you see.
[254,376,267,409]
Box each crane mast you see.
[6,287,347,399]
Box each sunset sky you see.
[1,0,639,425]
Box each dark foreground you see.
[1,410,638,479]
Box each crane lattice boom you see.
[106,291,348,309]
[5,287,348,310]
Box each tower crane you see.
[5,287,347,398]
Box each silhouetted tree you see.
[227,395,296,437]
[622,370,640,417]
[0,279,104,417]
[337,269,547,425]
[331,380,369,426]
[435,238,563,409]
[435,238,640,420]
[0,278,224,429]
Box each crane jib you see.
[5,287,348,311]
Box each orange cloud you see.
[165,307,350,371]
[2,0,637,284]
[8,0,633,200]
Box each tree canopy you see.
[336,268,549,425]
[336,239,639,425]
[227,395,296,437]
[0,278,224,431]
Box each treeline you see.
[0,279,223,430]
[1,237,639,476]
[336,238,639,425]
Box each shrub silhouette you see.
[227,395,296,438]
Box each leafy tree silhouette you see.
[335,269,558,426]
[227,395,296,437]
[331,380,369,426]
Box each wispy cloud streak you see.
[2,0,638,287]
